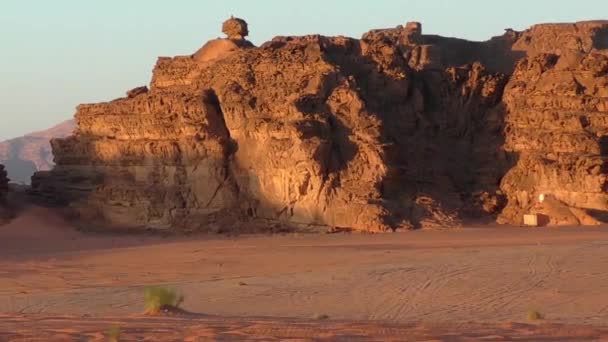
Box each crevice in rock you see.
[202,89,240,197]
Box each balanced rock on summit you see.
[193,17,255,63]
[222,16,249,40]
[31,19,608,231]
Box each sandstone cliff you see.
[0,119,75,184]
[499,47,608,225]
[31,19,608,231]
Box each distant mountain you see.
[0,119,76,184]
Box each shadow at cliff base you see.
[537,214,550,227]
[584,209,608,223]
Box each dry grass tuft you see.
[527,310,544,321]
[144,286,184,315]
[107,326,121,342]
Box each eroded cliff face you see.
[499,50,608,225]
[31,19,608,231]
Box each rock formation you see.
[0,164,11,224]
[0,119,76,184]
[193,17,254,63]
[498,43,608,225]
[0,165,8,195]
[222,16,249,39]
[31,19,608,231]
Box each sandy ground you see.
[3,206,608,340]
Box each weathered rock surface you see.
[0,119,76,184]
[222,16,249,40]
[126,86,149,99]
[31,19,608,231]
[498,47,608,225]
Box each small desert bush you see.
[143,286,184,315]
[107,326,121,342]
[527,309,544,321]
[313,313,330,320]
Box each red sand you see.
[3,206,608,340]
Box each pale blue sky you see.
[1,0,607,140]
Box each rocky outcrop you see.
[0,165,8,195]
[0,119,76,184]
[126,86,149,99]
[193,17,254,64]
[31,19,608,231]
[0,164,11,224]
[498,49,608,225]
[498,22,608,225]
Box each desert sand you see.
[3,207,608,340]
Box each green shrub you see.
[107,326,121,342]
[143,286,184,315]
